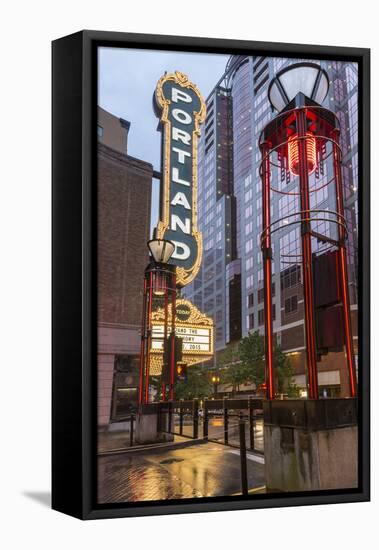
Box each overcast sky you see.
[98,47,229,231]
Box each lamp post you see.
[138,238,176,405]
[260,63,356,400]
[211,375,220,397]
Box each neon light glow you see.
[288,133,317,176]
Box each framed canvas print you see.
[52,30,370,519]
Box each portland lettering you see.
[154,71,206,286]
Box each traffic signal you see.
[175,362,187,382]
[174,335,183,364]
[162,334,183,383]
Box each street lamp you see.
[211,374,220,397]
[147,238,175,264]
[267,63,329,112]
[138,238,177,405]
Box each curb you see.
[98,437,208,457]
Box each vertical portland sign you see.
[154,71,206,286]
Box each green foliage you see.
[286,382,301,398]
[219,362,251,394]
[174,366,212,400]
[217,342,240,367]
[150,376,163,402]
[274,341,295,394]
[216,331,297,396]
[238,331,266,386]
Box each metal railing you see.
[157,397,263,454]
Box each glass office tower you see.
[183,55,358,396]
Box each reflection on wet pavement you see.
[175,417,264,452]
[98,441,265,503]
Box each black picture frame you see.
[52,30,370,520]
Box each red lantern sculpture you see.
[260,63,356,400]
[138,239,176,405]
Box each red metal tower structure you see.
[260,63,357,400]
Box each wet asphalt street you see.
[97,441,265,503]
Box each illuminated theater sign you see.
[149,299,214,375]
[154,71,206,287]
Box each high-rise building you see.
[97,107,153,428]
[183,55,358,397]
[183,82,240,351]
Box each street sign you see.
[154,71,206,287]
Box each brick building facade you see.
[97,109,152,428]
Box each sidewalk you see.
[97,416,264,454]
[97,440,266,503]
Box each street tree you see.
[174,366,212,400]
[238,331,299,397]
[238,331,266,387]
[219,361,251,394]
[273,341,297,394]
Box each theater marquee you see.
[154,71,206,287]
[149,299,214,375]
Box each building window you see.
[204,284,214,298]
[97,125,104,137]
[194,279,202,290]
[245,189,252,202]
[280,265,301,290]
[245,221,253,235]
[246,257,253,271]
[258,282,275,303]
[258,287,264,304]
[245,205,253,218]
[215,309,223,323]
[245,239,253,253]
[204,299,214,312]
[248,293,254,307]
[194,293,202,308]
[249,313,254,330]
[285,295,298,314]
[258,309,264,326]
[204,268,214,282]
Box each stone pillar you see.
[263,398,358,492]
[97,353,115,428]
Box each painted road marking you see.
[228,449,265,465]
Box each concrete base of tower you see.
[263,398,358,492]
[135,405,174,445]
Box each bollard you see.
[179,400,184,436]
[239,414,248,496]
[248,397,255,451]
[168,401,173,434]
[129,414,134,447]
[156,402,161,433]
[203,399,208,440]
[223,397,229,445]
[193,399,199,439]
